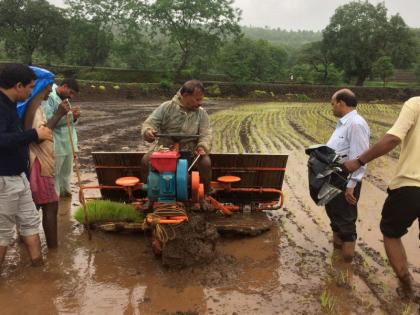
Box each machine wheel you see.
[176,159,188,201]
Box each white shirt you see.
[327,110,370,188]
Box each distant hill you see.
[241,26,322,48]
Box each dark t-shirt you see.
[0,91,38,176]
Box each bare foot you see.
[396,274,420,303]
[31,257,44,267]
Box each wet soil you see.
[161,213,219,268]
[0,99,419,315]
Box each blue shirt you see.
[327,110,370,188]
[0,91,38,176]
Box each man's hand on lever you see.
[144,128,157,143]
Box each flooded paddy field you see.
[0,99,419,315]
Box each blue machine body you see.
[147,158,188,202]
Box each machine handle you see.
[156,133,200,139]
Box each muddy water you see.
[1,100,419,315]
[0,195,284,314]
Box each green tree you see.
[414,58,420,84]
[65,0,126,23]
[323,1,389,86]
[298,41,333,83]
[312,64,343,85]
[372,56,394,86]
[242,26,321,48]
[413,28,420,53]
[65,19,113,68]
[0,0,68,64]
[386,15,418,69]
[65,0,128,68]
[141,0,241,76]
[111,23,153,69]
[291,64,314,84]
[218,37,252,81]
[218,37,288,82]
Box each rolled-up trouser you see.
[325,182,362,242]
[54,153,73,196]
[0,173,41,246]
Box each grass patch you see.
[74,200,143,224]
[320,289,336,313]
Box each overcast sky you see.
[48,0,420,31]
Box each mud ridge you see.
[239,115,252,152]
[286,116,318,144]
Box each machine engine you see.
[147,150,189,202]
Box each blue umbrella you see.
[16,66,55,119]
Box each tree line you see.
[0,0,419,86]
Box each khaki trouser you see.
[0,173,40,246]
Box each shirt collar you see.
[51,84,62,101]
[339,109,357,125]
[0,90,16,109]
[173,92,197,112]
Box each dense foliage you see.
[322,1,417,85]
[0,0,418,86]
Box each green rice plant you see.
[401,303,412,315]
[320,289,336,313]
[362,258,370,273]
[337,269,353,289]
[74,200,143,224]
[210,101,402,158]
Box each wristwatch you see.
[356,156,366,166]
